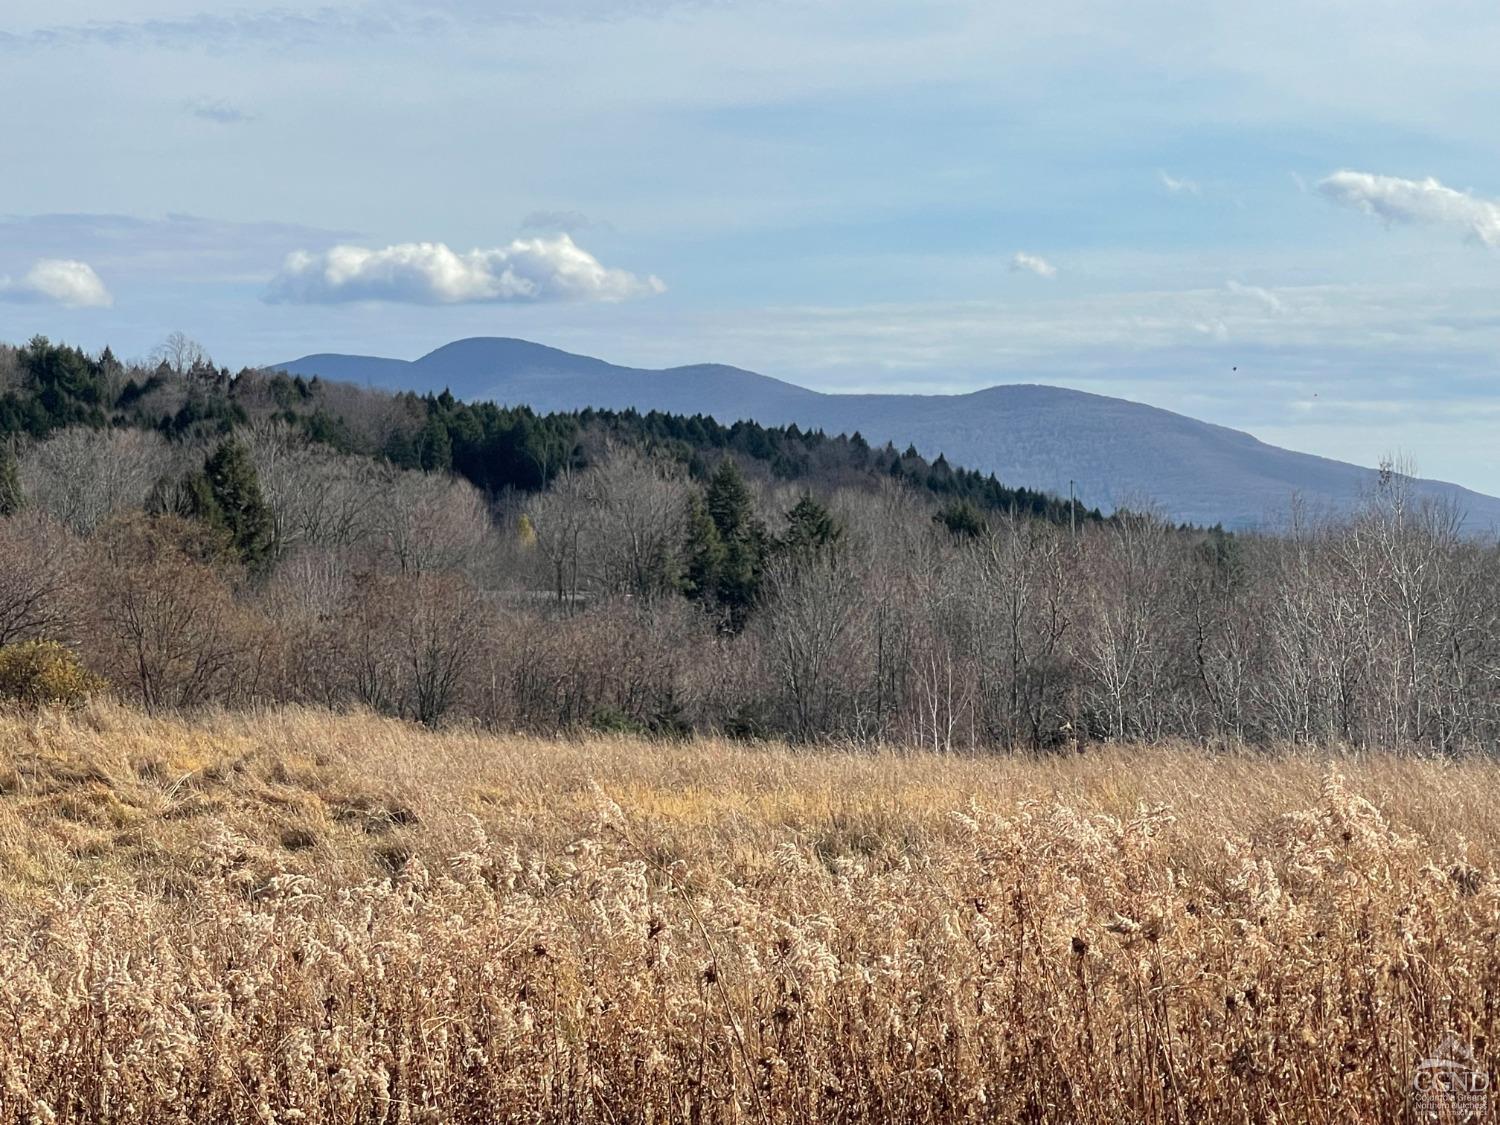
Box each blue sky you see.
[4,0,1500,491]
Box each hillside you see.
[276,338,1500,531]
[9,334,1500,754]
[0,336,1090,526]
[282,338,824,421]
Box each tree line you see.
[0,336,1099,524]
[3,334,1498,752]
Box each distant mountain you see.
[281,339,824,420]
[273,337,1500,532]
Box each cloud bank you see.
[1318,170,1500,247]
[264,235,665,305]
[0,259,113,307]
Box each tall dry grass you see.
[0,703,1496,1121]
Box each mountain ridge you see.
[272,337,1500,532]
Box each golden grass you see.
[0,703,1497,1121]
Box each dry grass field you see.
[0,705,1497,1122]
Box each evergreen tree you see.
[681,493,725,603]
[182,472,225,528]
[418,416,454,473]
[16,336,108,437]
[383,429,422,470]
[934,499,986,539]
[1195,525,1243,589]
[705,458,753,535]
[0,442,22,516]
[927,453,953,492]
[703,459,767,627]
[195,439,274,570]
[780,494,842,561]
[97,345,122,390]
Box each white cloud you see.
[264,235,666,305]
[1226,279,1283,314]
[1159,170,1200,195]
[1318,170,1500,247]
[0,258,113,307]
[1010,251,1057,279]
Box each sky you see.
[4,0,1500,491]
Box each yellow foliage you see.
[516,511,538,547]
[0,640,102,708]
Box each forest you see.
[1,333,1496,753]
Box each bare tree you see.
[330,570,490,725]
[528,469,597,607]
[151,332,210,375]
[972,515,1075,747]
[0,511,79,645]
[373,467,493,577]
[1077,512,1175,741]
[1181,532,1256,741]
[245,422,379,558]
[1364,458,1464,746]
[21,428,180,536]
[760,552,864,741]
[402,573,490,726]
[587,449,689,598]
[902,538,981,753]
[87,516,250,711]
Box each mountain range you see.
[273,337,1500,532]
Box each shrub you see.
[0,640,102,707]
[588,704,648,736]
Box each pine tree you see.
[19,336,108,437]
[934,499,986,539]
[0,443,22,517]
[196,438,274,570]
[718,531,762,627]
[703,459,767,627]
[418,416,453,473]
[780,494,842,561]
[681,493,724,603]
[705,458,754,537]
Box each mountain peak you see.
[416,337,614,373]
[271,337,1500,531]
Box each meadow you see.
[0,704,1496,1122]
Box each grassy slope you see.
[0,705,1497,1121]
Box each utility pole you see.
[1069,479,1076,538]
